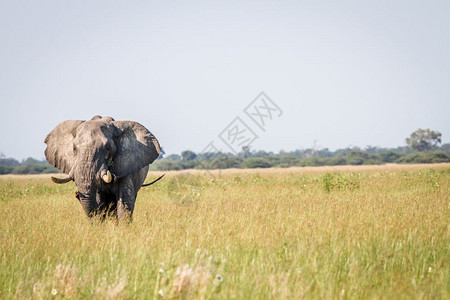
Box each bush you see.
[206,157,242,169]
[150,160,183,171]
[429,151,450,163]
[347,151,369,165]
[278,156,302,166]
[380,151,401,163]
[0,165,13,174]
[276,163,291,168]
[322,172,360,192]
[302,157,328,166]
[241,158,272,168]
[396,151,450,164]
[11,164,57,174]
[42,166,60,173]
[0,158,20,167]
[327,157,347,166]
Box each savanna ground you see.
[1,164,449,299]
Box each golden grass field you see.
[1,164,449,299]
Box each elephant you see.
[44,115,161,221]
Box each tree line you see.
[1,129,448,174]
[151,145,450,171]
[0,156,59,174]
[150,129,449,170]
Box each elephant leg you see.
[117,177,136,222]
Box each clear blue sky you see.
[1,0,449,160]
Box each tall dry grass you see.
[1,164,449,299]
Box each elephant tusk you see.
[102,170,112,183]
[51,176,73,184]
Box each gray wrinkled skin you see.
[44,115,160,222]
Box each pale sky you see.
[1,0,449,160]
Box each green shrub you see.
[241,158,273,168]
[396,151,450,164]
[380,151,401,163]
[347,151,369,165]
[11,164,58,174]
[150,160,183,171]
[0,166,13,174]
[322,172,360,192]
[302,157,328,166]
[327,157,347,166]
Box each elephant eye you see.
[105,144,111,151]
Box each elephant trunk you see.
[77,190,99,217]
[73,151,104,217]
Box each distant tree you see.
[181,150,197,161]
[23,157,41,164]
[335,147,359,157]
[327,157,347,166]
[365,146,382,154]
[289,149,305,158]
[278,156,301,167]
[440,143,450,155]
[253,150,271,158]
[317,148,333,157]
[396,151,449,164]
[0,165,13,174]
[303,156,328,166]
[0,157,20,166]
[239,146,251,159]
[166,154,181,161]
[406,129,442,151]
[346,150,369,165]
[150,160,183,171]
[241,158,272,168]
[207,156,242,169]
[379,151,401,163]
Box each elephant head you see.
[44,115,160,217]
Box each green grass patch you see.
[1,165,449,298]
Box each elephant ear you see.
[112,121,160,178]
[44,120,85,174]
